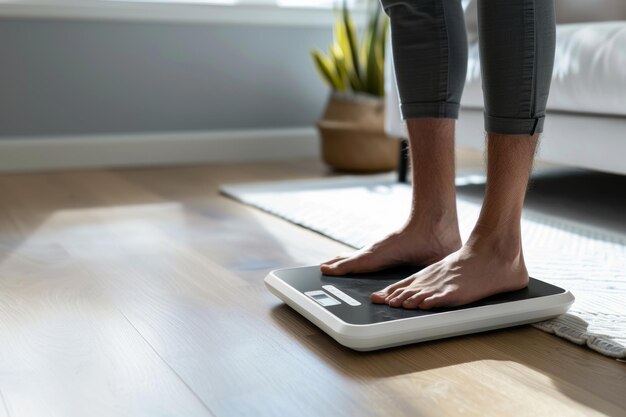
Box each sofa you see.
[384,0,626,175]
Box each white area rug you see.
[222,175,626,359]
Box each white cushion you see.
[461,21,626,117]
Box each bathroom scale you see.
[265,265,574,351]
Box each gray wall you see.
[0,19,332,137]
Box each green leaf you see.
[375,12,389,95]
[334,7,362,91]
[365,5,382,95]
[314,0,388,95]
[330,44,349,91]
[342,1,362,82]
[311,49,343,90]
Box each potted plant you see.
[311,0,398,172]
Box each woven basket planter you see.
[316,91,399,173]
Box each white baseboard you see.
[0,127,320,172]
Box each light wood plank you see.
[0,158,623,417]
[0,179,214,417]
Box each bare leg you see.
[371,133,537,309]
[320,118,462,275]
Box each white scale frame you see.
[265,266,575,351]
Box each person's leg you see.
[373,134,538,308]
[371,0,556,308]
[322,119,462,274]
[321,0,468,275]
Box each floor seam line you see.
[117,308,218,417]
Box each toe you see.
[384,288,406,305]
[370,284,401,303]
[418,291,456,310]
[370,290,388,304]
[371,284,401,304]
[322,253,378,276]
[320,260,348,276]
[371,276,417,303]
[320,257,353,275]
[402,290,434,309]
[320,256,345,267]
[388,290,417,308]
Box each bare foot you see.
[370,234,529,309]
[320,219,462,275]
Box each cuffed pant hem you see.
[401,102,460,120]
[484,114,545,135]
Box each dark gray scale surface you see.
[273,266,567,325]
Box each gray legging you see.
[381,0,556,135]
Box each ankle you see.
[403,213,462,253]
[405,209,459,235]
[466,223,524,264]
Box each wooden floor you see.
[0,158,624,417]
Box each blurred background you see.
[0,0,624,172]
